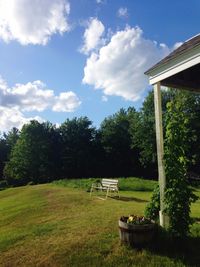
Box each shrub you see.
[145,184,160,221]
[0,180,8,190]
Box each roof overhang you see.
[145,34,200,92]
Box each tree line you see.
[1,89,200,187]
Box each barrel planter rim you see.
[119,218,156,230]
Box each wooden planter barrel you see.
[119,218,156,247]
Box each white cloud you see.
[0,79,81,112]
[96,0,103,3]
[83,26,170,101]
[0,107,44,132]
[0,0,70,45]
[117,7,128,18]
[0,77,81,131]
[53,92,81,112]
[81,18,105,54]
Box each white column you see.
[153,82,167,228]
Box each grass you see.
[0,177,199,266]
[53,177,157,192]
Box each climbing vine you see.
[164,93,198,237]
[145,92,198,237]
[145,184,160,221]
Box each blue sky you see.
[0,0,199,131]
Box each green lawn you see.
[0,178,200,266]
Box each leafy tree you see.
[0,136,8,180]
[100,108,140,177]
[0,128,19,180]
[60,117,96,178]
[4,121,60,185]
[132,89,176,178]
[180,92,200,176]
[4,127,19,154]
[131,91,157,171]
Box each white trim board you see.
[147,46,200,85]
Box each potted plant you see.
[119,215,156,247]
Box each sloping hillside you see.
[0,182,200,266]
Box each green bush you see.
[0,180,8,190]
[145,184,160,220]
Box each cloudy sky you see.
[0,0,199,131]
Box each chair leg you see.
[106,188,109,199]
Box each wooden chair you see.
[90,178,120,199]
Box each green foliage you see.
[130,89,175,177]
[60,117,96,178]
[3,127,19,155]
[0,180,8,190]
[2,89,200,187]
[100,107,140,177]
[4,121,60,185]
[131,91,157,168]
[145,91,200,235]
[0,138,8,180]
[164,93,198,237]
[145,184,160,220]
[0,128,19,180]
[126,215,153,225]
[180,92,200,175]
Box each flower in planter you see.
[126,215,153,225]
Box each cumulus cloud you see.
[0,107,44,132]
[0,0,70,45]
[80,18,105,54]
[117,7,128,18]
[0,79,81,112]
[83,26,170,101]
[53,92,81,112]
[0,77,81,131]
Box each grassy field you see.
[0,178,200,267]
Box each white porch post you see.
[153,82,167,228]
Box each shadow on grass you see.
[146,227,200,267]
[110,196,148,203]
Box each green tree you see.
[0,128,19,180]
[4,127,19,154]
[132,89,176,178]
[60,117,96,178]
[0,136,8,180]
[100,108,140,177]
[180,92,200,176]
[4,121,60,185]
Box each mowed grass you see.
[0,178,200,267]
